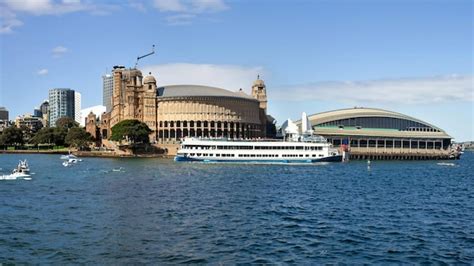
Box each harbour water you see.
[1,152,473,263]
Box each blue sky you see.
[0,0,472,140]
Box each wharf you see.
[347,147,460,160]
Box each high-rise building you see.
[48,88,75,127]
[0,107,8,121]
[74,92,81,125]
[103,73,113,112]
[39,100,49,116]
[39,100,49,126]
[33,108,42,118]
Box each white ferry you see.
[174,113,342,163]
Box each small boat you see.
[437,162,456,167]
[112,167,124,172]
[1,160,31,180]
[62,158,80,167]
[60,153,82,161]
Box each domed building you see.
[294,107,457,159]
[97,66,270,154]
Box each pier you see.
[345,147,460,160]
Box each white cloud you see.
[152,0,228,24]
[2,0,90,16]
[0,8,23,33]
[52,45,68,57]
[37,68,49,75]
[129,1,146,12]
[271,75,474,104]
[165,13,196,25]
[190,0,228,13]
[141,63,264,92]
[153,0,186,12]
[0,0,117,33]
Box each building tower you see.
[142,72,158,141]
[251,75,268,113]
[110,66,145,128]
[39,100,49,127]
[85,112,98,140]
[251,75,268,137]
[102,73,113,112]
[48,88,75,127]
[74,91,81,125]
[0,107,9,121]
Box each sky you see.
[0,0,472,141]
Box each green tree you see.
[110,119,151,144]
[56,117,79,129]
[65,127,92,150]
[0,126,24,146]
[30,127,67,146]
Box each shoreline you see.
[0,149,172,158]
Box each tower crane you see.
[134,44,155,68]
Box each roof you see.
[303,107,443,131]
[295,107,451,139]
[313,126,451,139]
[157,85,256,100]
[143,75,156,84]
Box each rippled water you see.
[1,152,473,264]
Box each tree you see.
[0,126,24,146]
[56,117,79,129]
[30,127,67,146]
[110,119,151,144]
[65,127,92,150]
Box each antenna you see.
[135,44,156,68]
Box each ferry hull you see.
[174,154,343,163]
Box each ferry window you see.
[216,154,220,157]
[319,154,323,157]
[296,146,303,150]
[299,154,303,157]
[312,154,316,157]
[306,154,309,157]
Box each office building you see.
[74,92,81,124]
[103,74,113,112]
[48,88,75,127]
[0,107,8,121]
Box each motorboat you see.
[1,160,31,180]
[62,158,80,167]
[60,154,81,161]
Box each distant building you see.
[95,67,268,156]
[74,92,81,125]
[0,120,9,133]
[39,100,49,126]
[33,108,42,118]
[102,74,113,112]
[39,100,49,115]
[0,106,8,121]
[48,88,75,127]
[80,105,106,127]
[15,114,43,132]
[295,107,455,160]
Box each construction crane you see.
[134,44,155,68]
